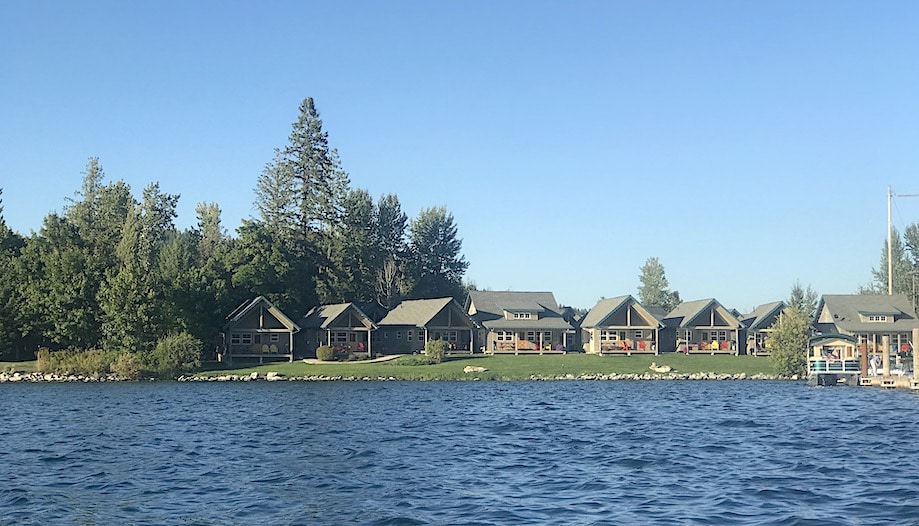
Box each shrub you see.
[36,348,113,376]
[424,340,449,364]
[152,332,202,375]
[316,345,336,361]
[111,352,144,380]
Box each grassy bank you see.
[1,361,38,374]
[198,353,780,381]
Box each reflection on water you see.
[1,381,918,525]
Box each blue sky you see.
[2,1,919,312]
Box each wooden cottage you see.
[220,296,300,364]
[661,298,744,354]
[580,295,663,355]
[375,297,476,355]
[741,301,786,356]
[465,290,574,354]
[300,303,377,359]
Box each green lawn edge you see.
[195,354,781,381]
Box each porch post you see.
[882,335,891,376]
[913,328,919,379]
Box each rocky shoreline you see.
[1,371,798,383]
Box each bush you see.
[36,348,113,376]
[111,352,144,380]
[152,332,202,375]
[424,340,449,364]
[316,345,336,361]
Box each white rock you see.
[463,366,487,373]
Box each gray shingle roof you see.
[580,295,664,329]
[224,296,301,331]
[816,294,919,333]
[466,290,572,331]
[664,298,742,329]
[742,301,785,331]
[301,303,376,330]
[379,297,473,328]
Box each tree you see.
[0,189,27,359]
[787,280,818,321]
[373,194,409,308]
[99,183,179,353]
[406,206,468,300]
[768,307,811,377]
[637,257,681,311]
[253,151,298,248]
[224,220,314,316]
[865,227,913,296]
[322,188,378,302]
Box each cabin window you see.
[349,333,356,342]
[543,331,552,341]
[270,334,280,343]
[407,331,413,341]
[513,312,531,320]
[396,331,403,340]
[230,333,241,344]
[241,334,252,345]
[634,330,643,339]
[333,332,347,343]
[497,331,513,341]
[445,331,458,342]
[600,330,618,341]
[254,334,262,344]
[868,315,889,322]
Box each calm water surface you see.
[1,380,918,525]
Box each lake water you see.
[1,380,918,525]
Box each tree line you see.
[0,97,469,361]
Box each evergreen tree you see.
[787,280,818,321]
[865,227,913,298]
[280,97,350,303]
[224,220,313,316]
[406,206,468,300]
[323,188,377,302]
[0,190,27,359]
[373,194,409,308]
[99,183,179,353]
[253,150,298,248]
[637,257,681,311]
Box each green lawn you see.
[0,361,38,374]
[198,353,780,381]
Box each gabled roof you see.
[301,303,377,330]
[581,295,664,329]
[663,298,743,329]
[465,290,572,330]
[809,333,858,347]
[815,294,919,333]
[743,301,786,331]
[379,297,474,328]
[224,296,301,332]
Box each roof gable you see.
[581,295,663,329]
[301,303,376,330]
[224,296,301,332]
[743,301,786,331]
[379,298,475,328]
[665,298,742,329]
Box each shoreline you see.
[0,371,797,383]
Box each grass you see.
[197,353,780,381]
[0,361,38,374]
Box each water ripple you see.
[2,381,919,524]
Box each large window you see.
[868,315,889,322]
[513,312,531,320]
